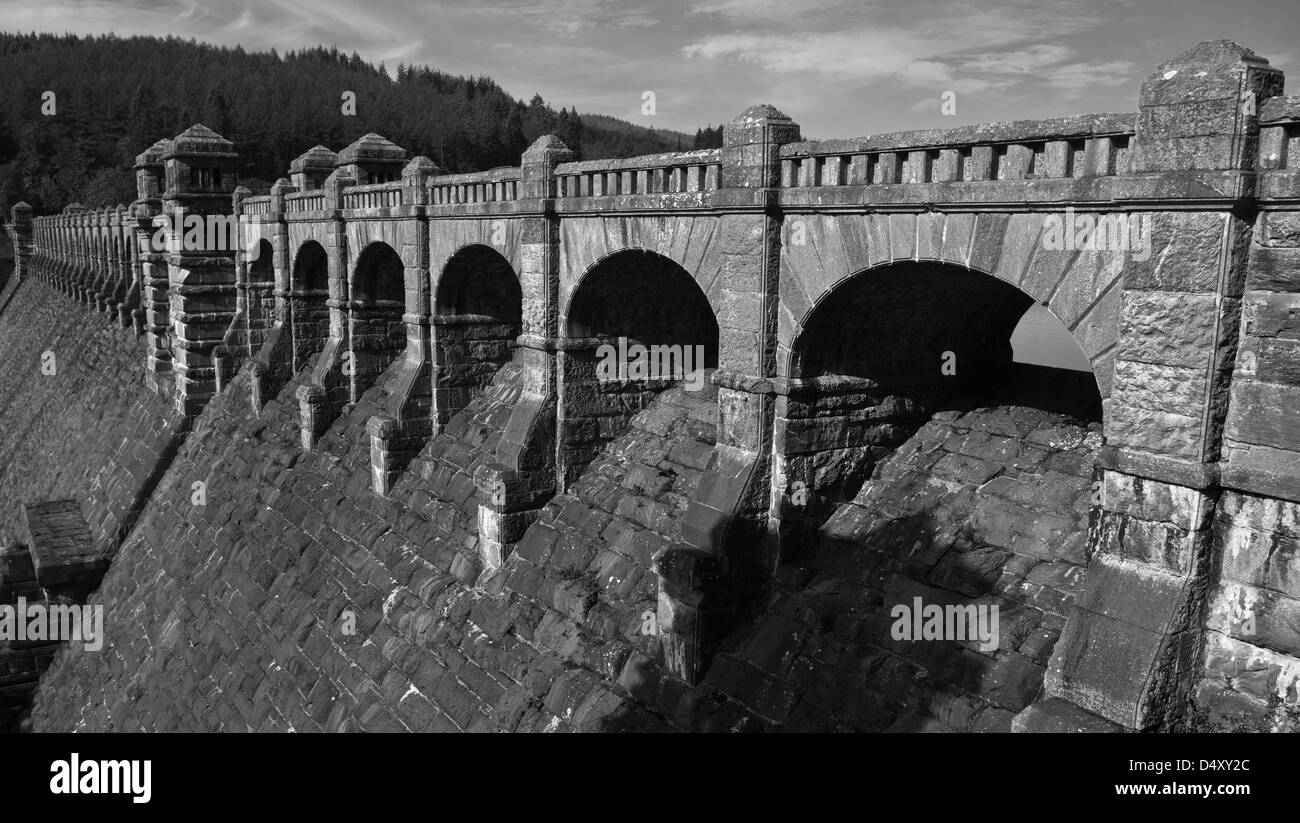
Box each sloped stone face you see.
[7,280,1111,733]
[704,403,1100,732]
[27,356,718,732]
[0,281,182,554]
[14,37,1300,731]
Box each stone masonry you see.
[5,40,1300,731]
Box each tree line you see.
[0,32,711,214]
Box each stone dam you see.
[1,40,1298,733]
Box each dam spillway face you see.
[3,39,1300,733]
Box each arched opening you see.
[249,240,274,282]
[432,245,523,425]
[248,239,276,336]
[767,260,1103,731]
[348,241,407,400]
[566,250,719,353]
[290,240,330,372]
[785,261,1101,519]
[559,249,719,485]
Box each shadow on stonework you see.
[586,420,1084,731]
[789,507,1022,733]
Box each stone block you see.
[22,500,105,594]
[1011,696,1125,733]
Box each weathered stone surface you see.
[1012,695,1125,733]
[11,37,1300,733]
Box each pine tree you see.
[201,87,231,137]
[504,106,526,159]
[126,84,164,154]
[0,32,700,209]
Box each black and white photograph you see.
[0,0,1296,805]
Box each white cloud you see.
[1041,59,1135,89]
[689,0,849,22]
[960,44,1077,75]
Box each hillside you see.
[0,32,698,212]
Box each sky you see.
[1,0,1296,138]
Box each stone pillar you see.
[248,184,295,411]
[8,202,32,287]
[654,105,800,684]
[46,215,57,288]
[1201,64,1300,730]
[161,124,240,417]
[141,216,172,388]
[473,135,571,570]
[1039,41,1284,731]
[64,211,77,297]
[130,140,167,335]
[297,168,354,448]
[64,205,87,297]
[67,210,82,297]
[101,206,128,317]
[53,214,65,291]
[66,211,80,295]
[78,209,96,304]
[214,185,253,392]
[252,182,288,357]
[369,156,438,495]
[216,183,283,394]
[86,208,107,308]
[52,214,63,290]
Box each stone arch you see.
[289,240,331,372]
[348,241,407,399]
[431,244,523,426]
[292,240,329,292]
[557,248,720,487]
[435,243,521,321]
[776,259,1103,554]
[564,249,719,356]
[352,241,405,304]
[777,212,1123,398]
[249,240,274,283]
[770,257,1107,729]
[788,260,1101,411]
[247,239,276,332]
[556,220,726,331]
